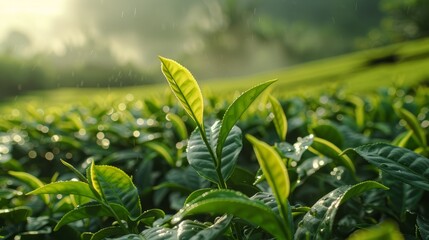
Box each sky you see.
[0,0,68,54]
[0,0,209,65]
[0,0,384,79]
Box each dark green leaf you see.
[54,202,129,231]
[295,181,388,240]
[187,121,242,184]
[89,226,125,240]
[190,215,232,240]
[184,188,212,205]
[354,143,429,191]
[311,123,344,148]
[382,173,423,220]
[107,234,145,240]
[132,209,165,222]
[417,216,429,240]
[0,206,32,224]
[172,189,288,240]
[141,226,176,240]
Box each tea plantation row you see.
[0,58,428,239]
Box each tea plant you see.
[1,57,428,239]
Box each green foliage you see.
[352,143,429,191]
[1,58,429,239]
[295,181,388,239]
[347,221,404,240]
[246,134,291,239]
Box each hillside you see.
[1,37,429,110]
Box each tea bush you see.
[0,57,428,239]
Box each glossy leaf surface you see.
[310,137,355,173]
[217,79,276,158]
[172,189,288,240]
[0,206,32,224]
[246,134,290,230]
[159,56,204,128]
[90,226,125,240]
[54,203,129,231]
[382,173,423,220]
[276,134,314,161]
[311,123,344,148]
[295,181,388,239]
[27,181,97,200]
[417,216,429,240]
[354,143,429,191]
[190,214,232,240]
[187,120,242,183]
[90,164,141,218]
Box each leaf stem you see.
[102,201,131,234]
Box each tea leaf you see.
[28,181,97,200]
[354,143,429,191]
[190,214,232,240]
[311,123,343,148]
[417,216,429,240]
[310,137,355,174]
[9,171,49,204]
[295,181,388,239]
[54,203,129,231]
[166,113,188,140]
[144,141,175,167]
[172,189,288,240]
[61,159,87,183]
[89,226,126,240]
[382,173,423,220]
[187,120,242,184]
[0,206,32,224]
[132,209,165,222]
[396,108,427,149]
[217,79,276,159]
[90,164,142,218]
[269,95,287,142]
[246,134,291,239]
[159,56,204,129]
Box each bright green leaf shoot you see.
[268,95,287,142]
[159,56,204,130]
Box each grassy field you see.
[1,37,429,111]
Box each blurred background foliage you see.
[0,0,428,98]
